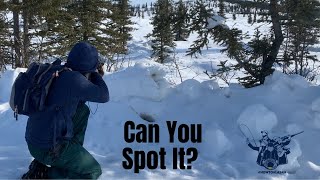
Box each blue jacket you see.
[25,70,109,149]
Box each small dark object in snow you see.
[139,113,155,122]
[129,105,156,122]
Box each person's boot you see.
[21,159,49,179]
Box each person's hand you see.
[97,63,104,77]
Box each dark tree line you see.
[1,0,319,88]
[0,0,133,71]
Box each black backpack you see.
[9,59,69,120]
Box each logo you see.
[239,124,303,171]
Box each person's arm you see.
[71,72,109,103]
[247,139,259,151]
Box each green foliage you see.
[282,0,320,77]
[187,0,285,87]
[109,0,134,55]
[0,0,134,68]
[55,0,113,58]
[172,0,189,41]
[232,13,236,20]
[218,0,225,18]
[0,1,10,71]
[247,13,252,24]
[149,0,176,63]
[186,0,215,56]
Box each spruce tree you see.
[36,0,113,59]
[218,0,225,18]
[247,13,252,24]
[232,13,236,20]
[282,0,320,77]
[187,0,215,56]
[109,0,134,55]
[187,0,284,87]
[0,1,10,71]
[21,0,78,61]
[172,0,189,41]
[149,0,175,63]
[11,0,21,67]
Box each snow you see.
[1,9,320,180]
[1,64,320,179]
[237,104,278,138]
[207,15,226,29]
[264,71,310,93]
[308,161,320,172]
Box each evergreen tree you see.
[187,0,284,87]
[148,0,175,63]
[282,0,320,77]
[11,0,21,67]
[0,1,10,71]
[137,5,141,17]
[35,0,113,60]
[172,0,189,41]
[30,0,75,61]
[232,13,236,20]
[218,0,225,18]
[19,0,54,66]
[187,0,215,56]
[2,0,134,64]
[247,13,252,24]
[109,0,134,55]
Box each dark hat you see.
[66,42,99,73]
[261,131,268,137]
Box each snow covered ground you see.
[1,11,320,180]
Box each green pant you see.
[28,103,102,179]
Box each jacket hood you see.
[66,42,99,73]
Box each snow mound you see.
[0,64,319,179]
[311,97,320,128]
[279,140,302,173]
[286,124,303,135]
[105,62,171,102]
[0,68,26,103]
[264,71,310,92]
[202,129,232,158]
[308,161,320,172]
[176,79,207,100]
[237,104,278,138]
[0,103,10,114]
[201,80,220,91]
[311,97,320,112]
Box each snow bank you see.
[0,68,26,103]
[105,61,172,102]
[237,104,278,138]
[203,129,232,158]
[264,71,310,92]
[0,65,320,179]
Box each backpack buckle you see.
[14,105,18,121]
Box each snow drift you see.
[0,62,320,179]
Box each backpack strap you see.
[37,63,53,84]
[44,67,71,99]
[39,66,72,111]
[34,59,61,85]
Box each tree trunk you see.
[13,0,21,68]
[259,0,284,84]
[22,1,30,68]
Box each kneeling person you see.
[22,42,109,179]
